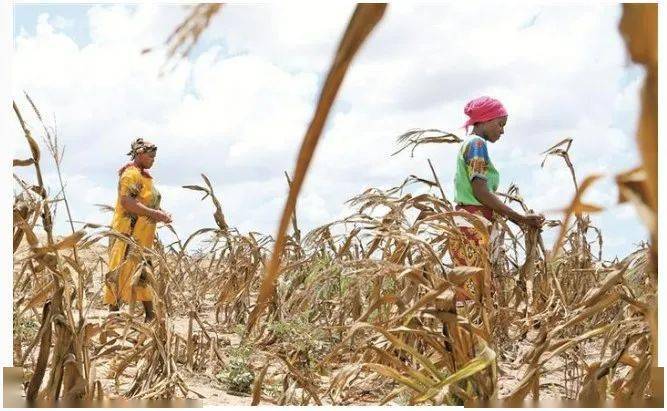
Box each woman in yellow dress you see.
[103,138,172,322]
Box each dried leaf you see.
[246,4,387,335]
[13,158,35,167]
[251,360,270,405]
[21,280,55,314]
[31,230,86,255]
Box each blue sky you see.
[11,3,648,260]
[14,4,92,45]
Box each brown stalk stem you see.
[284,171,302,245]
[26,302,52,400]
[245,4,387,336]
[427,158,449,207]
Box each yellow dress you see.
[103,166,161,304]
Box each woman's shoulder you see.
[461,135,487,151]
[119,164,142,179]
[460,136,490,161]
[466,135,487,146]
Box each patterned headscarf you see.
[119,138,157,178]
[127,138,157,158]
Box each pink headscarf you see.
[462,96,508,134]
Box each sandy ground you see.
[13,236,606,406]
[20,304,596,406]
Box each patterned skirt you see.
[448,204,494,302]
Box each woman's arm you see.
[120,196,172,223]
[471,178,543,227]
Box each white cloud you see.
[51,14,73,31]
[11,3,647,258]
[203,3,356,72]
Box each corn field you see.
[11,3,659,407]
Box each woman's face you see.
[483,116,507,143]
[136,150,156,169]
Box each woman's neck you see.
[132,159,144,169]
[471,127,487,140]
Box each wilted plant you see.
[12,3,657,407]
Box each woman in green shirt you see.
[450,96,543,301]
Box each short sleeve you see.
[464,138,490,181]
[119,167,142,198]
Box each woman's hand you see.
[469,179,544,229]
[519,213,545,229]
[162,211,173,224]
[151,209,173,224]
